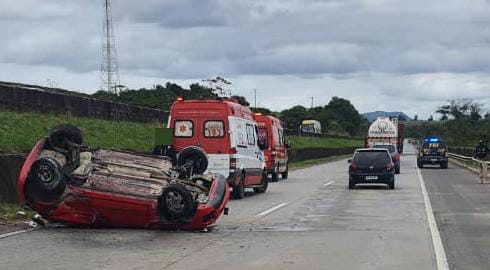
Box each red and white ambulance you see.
[168,97,268,199]
[254,114,290,181]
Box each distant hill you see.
[362,111,412,122]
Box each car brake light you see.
[176,96,184,101]
[386,162,393,171]
[351,162,358,172]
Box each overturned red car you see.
[18,125,229,230]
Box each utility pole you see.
[254,89,257,109]
[101,0,120,94]
[310,96,314,109]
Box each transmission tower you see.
[101,0,120,94]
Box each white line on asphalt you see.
[257,202,289,217]
[417,167,449,270]
[0,229,33,240]
[323,180,335,187]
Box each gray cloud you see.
[0,0,489,118]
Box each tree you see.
[323,97,363,136]
[231,95,250,106]
[414,115,418,121]
[428,115,434,121]
[279,105,308,129]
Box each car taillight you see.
[386,162,393,172]
[350,162,358,172]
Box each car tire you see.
[49,124,83,151]
[348,178,355,189]
[24,158,66,203]
[253,173,268,193]
[177,146,208,175]
[417,161,423,168]
[158,183,197,220]
[232,173,245,199]
[389,177,395,189]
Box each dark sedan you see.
[348,148,395,189]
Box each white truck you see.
[365,117,402,151]
[300,120,322,134]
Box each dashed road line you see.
[417,167,449,270]
[257,202,289,217]
[323,180,335,187]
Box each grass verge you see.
[290,154,351,171]
[0,110,162,154]
[289,136,363,149]
[0,110,362,154]
[0,204,35,223]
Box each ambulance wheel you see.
[271,172,279,182]
[232,173,245,199]
[24,158,66,203]
[253,173,268,193]
[281,166,289,179]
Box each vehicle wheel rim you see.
[166,191,185,213]
[37,165,54,183]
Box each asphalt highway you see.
[0,143,487,270]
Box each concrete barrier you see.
[0,155,25,204]
[0,83,168,123]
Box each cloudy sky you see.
[1,0,490,118]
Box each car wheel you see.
[253,173,268,193]
[389,177,395,189]
[417,161,423,168]
[49,124,83,151]
[177,146,208,175]
[24,158,66,203]
[158,183,197,219]
[232,173,245,199]
[348,178,355,189]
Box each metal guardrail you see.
[448,153,489,184]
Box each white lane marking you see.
[0,229,33,239]
[417,167,449,270]
[323,180,335,187]
[257,202,289,217]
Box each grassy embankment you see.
[0,110,363,154]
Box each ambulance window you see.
[174,120,193,137]
[246,124,255,145]
[278,129,284,146]
[204,120,225,138]
[258,128,268,143]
